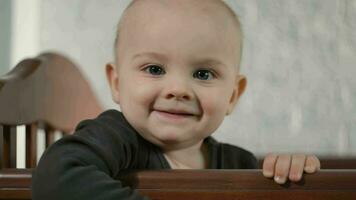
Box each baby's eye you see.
[144,65,165,76]
[193,69,215,80]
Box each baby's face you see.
[108,0,245,150]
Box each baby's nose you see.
[164,79,193,101]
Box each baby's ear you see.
[106,63,120,104]
[226,74,247,115]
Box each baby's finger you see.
[289,154,306,182]
[304,155,321,173]
[262,153,278,178]
[274,154,291,184]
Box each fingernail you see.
[290,173,301,182]
[305,166,311,171]
[305,166,314,173]
[274,176,286,184]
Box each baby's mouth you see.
[156,110,194,116]
[158,109,193,115]
[152,109,197,121]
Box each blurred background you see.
[0,0,355,165]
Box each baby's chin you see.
[145,134,179,146]
[140,133,192,150]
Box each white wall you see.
[218,0,356,156]
[0,0,11,75]
[10,0,41,67]
[7,0,356,158]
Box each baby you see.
[32,0,320,199]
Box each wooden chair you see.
[0,52,103,169]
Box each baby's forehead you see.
[119,0,240,33]
[126,0,233,13]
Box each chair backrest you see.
[0,52,103,169]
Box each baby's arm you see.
[32,119,149,200]
[32,135,147,200]
[262,154,321,184]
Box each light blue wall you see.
[0,0,11,75]
[39,0,356,157]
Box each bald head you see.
[114,0,243,69]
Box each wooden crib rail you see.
[0,169,355,200]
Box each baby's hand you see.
[262,153,321,184]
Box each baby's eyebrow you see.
[132,52,168,62]
[191,58,227,69]
[132,52,228,69]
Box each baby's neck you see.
[163,141,209,169]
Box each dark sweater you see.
[32,110,257,200]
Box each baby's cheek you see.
[200,93,227,127]
[202,90,228,113]
[200,96,216,115]
[131,82,158,105]
[119,82,156,119]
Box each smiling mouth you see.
[153,109,196,121]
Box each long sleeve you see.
[32,111,151,200]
